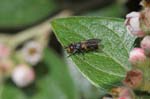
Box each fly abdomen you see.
[81,39,100,51]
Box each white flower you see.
[11,64,35,87]
[0,43,10,59]
[22,41,43,65]
[125,12,145,37]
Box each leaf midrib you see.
[76,55,125,77]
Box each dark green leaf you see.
[84,3,125,17]
[0,0,58,29]
[51,17,136,89]
[137,95,150,99]
[40,49,78,99]
[1,83,26,99]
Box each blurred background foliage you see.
[0,0,57,29]
[0,0,142,33]
[0,0,146,99]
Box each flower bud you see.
[141,36,150,56]
[129,48,146,66]
[125,12,145,37]
[12,64,35,87]
[0,44,10,59]
[123,69,143,89]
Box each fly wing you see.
[85,39,100,50]
[87,39,101,43]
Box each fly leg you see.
[67,49,77,57]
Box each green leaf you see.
[51,17,136,89]
[1,49,78,99]
[39,48,78,99]
[1,83,27,99]
[0,0,58,29]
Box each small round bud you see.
[129,48,146,66]
[0,44,10,59]
[141,36,150,56]
[125,12,145,37]
[123,69,143,89]
[12,64,35,87]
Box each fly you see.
[65,38,101,56]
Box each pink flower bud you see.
[125,12,145,37]
[123,69,143,89]
[12,64,35,87]
[0,44,10,59]
[129,48,146,66]
[141,36,150,56]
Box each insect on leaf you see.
[51,17,136,89]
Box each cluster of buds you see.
[124,0,150,93]
[0,17,50,87]
[0,44,13,80]
[0,40,44,87]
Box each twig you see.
[8,10,73,50]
